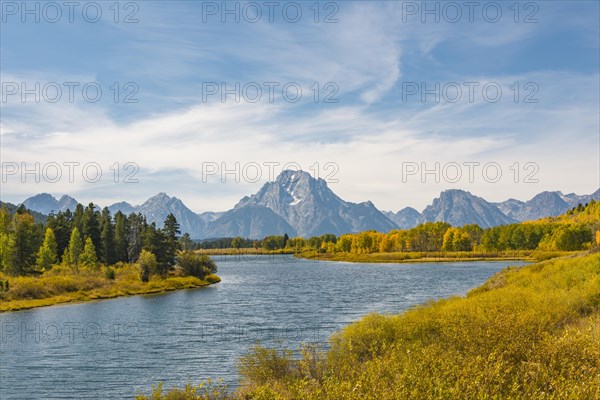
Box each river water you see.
[0,255,525,399]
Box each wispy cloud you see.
[1,1,598,211]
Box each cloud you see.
[1,2,598,211]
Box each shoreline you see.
[196,249,575,264]
[0,275,221,313]
[295,250,576,264]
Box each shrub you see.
[238,346,296,386]
[104,266,116,280]
[138,250,157,282]
[177,252,217,279]
[135,380,230,400]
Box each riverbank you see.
[197,248,294,255]
[0,265,220,312]
[197,248,573,263]
[138,250,600,399]
[297,249,574,263]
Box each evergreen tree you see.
[283,233,289,248]
[127,213,145,262]
[68,227,84,267]
[100,207,115,265]
[179,233,195,251]
[0,204,11,272]
[82,203,101,257]
[80,237,99,269]
[143,223,170,276]
[5,212,41,275]
[162,214,180,269]
[72,203,84,234]
[114,211,128,262]
[46,209,73,262]
[163,213,181,242]
[36,227,58,271]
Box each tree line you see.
[215,201,600,254]
[0,203,216,281]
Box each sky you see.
[1,0,599,213]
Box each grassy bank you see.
[0,265,220,312]
[197,248,295,256]
[197,248,572,263]
[139,250,600,399]
[298,249,574,263]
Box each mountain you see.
[16,185,599,240]
[494,198,525,218]
[494,189,600,222]
[496,191,569,221]
[230,170,398,237]
[107,201,136,215]
[106,194,208,238]
[420,189,516,228]
[198,211,225,223]
[560,189,600,208]
[22,193,78,215]
[204,205,297,239]
[383,207,421,229]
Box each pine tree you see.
[283,233,289,248]
[72,203,84,234]
[47,209,73,263]
[127,213,145,262]
[80,237,99,269]
[179,233,195,251]
[143,223,169,276]
[6,212,41,275]
[163,213,180,268]
[36,227,58,271]
[82,203,101,258]
[0,204,11,272]
[114,211,128,262]
[68,227,84,267]
[100,207,115,265]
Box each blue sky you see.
[1,1,599,212]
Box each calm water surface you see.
[0,255,526,399]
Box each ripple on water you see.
[0,256,526,399]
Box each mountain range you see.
[11,170,600,239]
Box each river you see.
[0,255,526,399]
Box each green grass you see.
[0,265,220,312]
[139,250,600,399]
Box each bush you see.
[135,380,230,400]
[177,252,217,279]
[238,346,296,386]
[138,250,157,282]
[104,266,116,280]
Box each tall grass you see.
[300,249,576,263]
[0,264,220,312]
[141,251,600,399]
[237,251,600,399]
